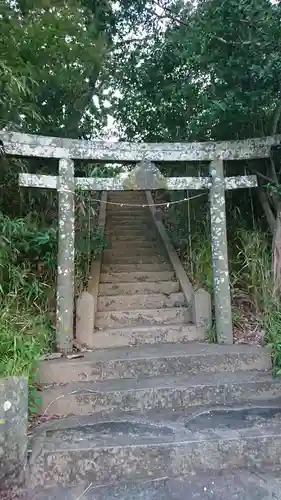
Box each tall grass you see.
[0,191,105,414]
[0,212,56,413]
[0,304,50,414]
[165,198,281,369]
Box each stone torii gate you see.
[1,131,280,353]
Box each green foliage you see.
[0,0,108,136]
[0,212,56,300]
[231,229,272,311]
[0,304,50,414]
[112,0,281,142]
[165,197,281,357]
[0,207,105,414]
[0,213,56,413]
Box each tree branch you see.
[257,187,276,234]
[246,164,277,185]
[115,36,155,47]
[272,100,281,135]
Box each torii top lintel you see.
[0,131,281,162]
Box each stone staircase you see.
[93,191,202,348]
[29,191,281,496]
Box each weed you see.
[0,200,105,415]
[0,303,50,414]
[164,197,281,360]
[205,325,217,343]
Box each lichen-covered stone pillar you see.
[209,160,233,344]
[57,158,75,353]
[0,377,28,485]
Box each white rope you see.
[89,192,207,208]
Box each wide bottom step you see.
[29,404,281,489]
[29,468,281,500]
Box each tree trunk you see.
[257,187,276,234]
[273,202,281,293]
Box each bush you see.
[0,207,105,414]
[164,198,281,370]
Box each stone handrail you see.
[146,191,212,334]
[75,192,107,348]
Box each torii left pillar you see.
[19,158,75,353]
[56,159,75,353]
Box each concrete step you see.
[108,201,148,204]
[101,263,172,273]
[107,213,151,218]
[97,292,186,311]
[106,225,154,232]
[102,248,165,258]
[39,371,280,417]
[95,307,190,328]
[107,203,148,207]
[27,464,281,498]
[99,280,180,296]
[102,253,166,262]
[105,234,158,242]
[107,212,150,218]
[107,202,147,207]
[107,205,149,209]
[107,220,152,226]
[29,403,281,489]
[39,344,272,385]
[105,241,161,249]
[99,271,175,283]
[108,193,147,197]
[92,324,202,348]
[102,255,168,264]
[105,234,159,241]
[106,214,150,219]
[106,221,152,226]
[105,230,157,237]
[108,191,147,198]
[105,230,155,237]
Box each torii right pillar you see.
[209,159,233,344]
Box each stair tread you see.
[98,282,181,296]
[29,469,281,499]
[44,370,274,393]
[96,308,190,328]
[98,291,184,298]
[96,306,189,313]
[31,406,281,451]
[103,249,164,255]
[101,264,172,272]
[102,259,168,264]
[91,323,200,348]
[41,342,269,366]
[97,292,185,311]
[95,323,192,331]
[100,272,176,282]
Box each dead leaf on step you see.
[73,340,93,352]
[39,352,62,361]
[66,353,85,360]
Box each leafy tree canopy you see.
[110,0,281,142]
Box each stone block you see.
[0,376,28,485]
[192,288,212,333]
[75,291,95,348]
